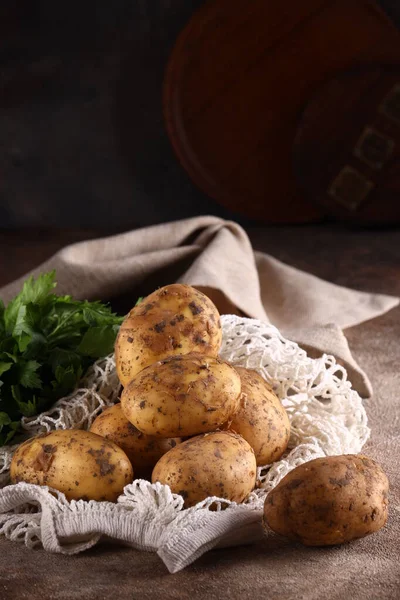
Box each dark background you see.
[1,0,399,229]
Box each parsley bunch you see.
[0,271,123,445]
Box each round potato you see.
[115,284,222,386]
[121,353,241,437]
[152,431,257,507]
[263,454,389,546]
[10,429,133,502]
[90,403,181,477]
[225,367,290,465]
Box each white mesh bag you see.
[0,315,369,572]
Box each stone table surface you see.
[0,225,399,600]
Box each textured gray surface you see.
[0,225,399,599]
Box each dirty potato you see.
[152,431,257,507]
[10,429,133,502]
[263,454,389,546]
[115,284,222,386]
[121,353,241,437]
[225,367,290,465]
[90,403,181,477]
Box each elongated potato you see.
[10,429,133,502]
[152,431,257,507]
[115,284,222,386]
[90,403,181,477]
[225,367,290,465]
[121,353,241,437]
[263,454,389,546]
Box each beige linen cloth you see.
[1,216,398,397]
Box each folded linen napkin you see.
[1,216,398,397]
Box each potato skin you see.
[121,353,241,437]
[90,403,181,477]
[263,454,389,546]
[10,429,133,502]
[115,284,222,386]
[152,431,257,507]
[226,367,290,466]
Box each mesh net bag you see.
[0,315,370,572]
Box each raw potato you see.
[263,454,389,546]
[90,403,181,477]
[10,429,133,502]
[121,353,241,437]
[115,284,222,386]
[225,367,290,465]
[152,431,257,507]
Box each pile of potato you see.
[10,284,389,547]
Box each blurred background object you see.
[293,65,400,225]
[163,0,400,224]
[0,0,399,228]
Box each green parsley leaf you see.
[78,325,120,358]
[48,348,82,373]
[4,297,22,336]
[19,271,56,305]
[3,421,21,444]
[52,364,82,395]
[0,270,127,445]
[0,361,13,377]
[0,412,11,428]
[0,412,20,445]
[4,272,56,335]
[18,360,42,389]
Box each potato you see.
[152,431,257,507]
[263,454,389,546]
[225,367,290,465]
[121,353,241,437]
[90,403,181,477]
[115,284,222,386]
[10,429,133,502]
